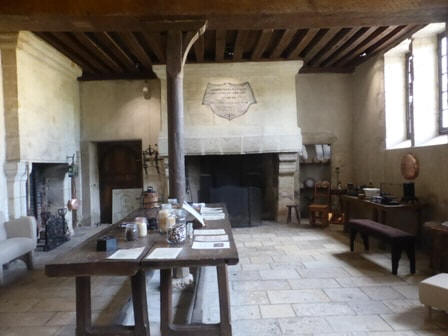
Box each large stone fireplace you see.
[154,61,303,222]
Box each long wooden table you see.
[45,205,239,336]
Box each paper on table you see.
[194,235,229,242]
[202,214,225,221]
[192,241,230,249]
[194,229,226,235]
[182,201,205,227]
[145,247,182,260]
[107,247,145,260]
[201,207,223,213]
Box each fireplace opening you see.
[28,163,71,251]
[186,154,278,227]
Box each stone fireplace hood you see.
[154,61,303,156]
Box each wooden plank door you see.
[98,141,143,223]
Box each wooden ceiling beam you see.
[141,32,165,63]
[72,32,124,73]
[350,25,424,67]
[308,28,353,66]
[233,30,249,61]
[117,31,153,71]
[93,32,137,72]
[251,29,273,60]
[287,29,319,59]
[215,30,226,61]
[322,27,377,67]
[269,29,297,59]
[50,32,111,73]
[1,1,447,30]
[302,28,340,63]
[35,32,97,74]
[336,26,403,66]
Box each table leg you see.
[131,270,150,336]
[161,269,173,336]
[217,265,232,336]
[76,276,91,336]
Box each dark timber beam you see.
[165,21,207,203]
[0,1,447,30]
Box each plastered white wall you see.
[154,61,303,156]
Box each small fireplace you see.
[29,163,72,250]
[186,154,278,227]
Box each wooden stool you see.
[286,204,301,224]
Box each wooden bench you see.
[347,219,416,275]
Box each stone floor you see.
[0,221,446,335]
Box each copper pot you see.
[67,198,80,211]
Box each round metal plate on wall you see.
[401,153,419,180]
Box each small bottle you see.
[158,204,172,233]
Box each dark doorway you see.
[98,141,143,223]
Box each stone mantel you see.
[154,61,303,157]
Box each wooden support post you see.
[165,23,206,204]
[76,276,91,336]
[166,30,186,204]
[131,270,150,336]
[160,269,173,336]
[217,265,232,336]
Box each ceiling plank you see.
[269,29,297,59]
[287,29,319,59]
[141,32,165,63]
[251,29,273,60]
[322,27,377,67]
[72,32,124,72]
[117,31,153,71]
[350,25,424,67]
[35,32,97,74]
[93,32,137,72]
[51,32,110,73]
[215,30,226,61]
[302,28,340,63]
[308,28,353,66]
[233,30,249,61]
[336,26,403,66]
[194,34,205,62]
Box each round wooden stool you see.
[286,204,301,224]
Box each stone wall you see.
[0,51,9,222]
[80,79,163,224]
[0,32,82,228]
[296,73,353,187]
[352,56,448,221]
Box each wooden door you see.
[98,141,143,223]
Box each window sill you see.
[415,135,448,147]
[386,139,412,150]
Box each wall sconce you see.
[142,81,151,100]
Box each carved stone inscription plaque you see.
[202,82,256,120]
